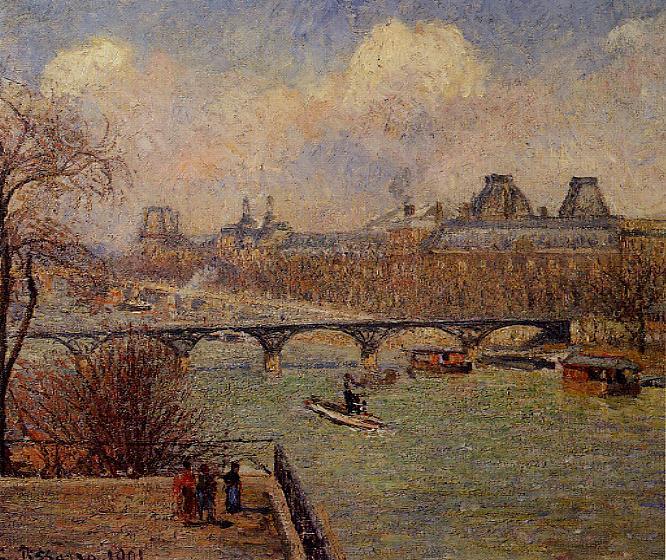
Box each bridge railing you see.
[274,443,345,560]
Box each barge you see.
[406,347,472,377]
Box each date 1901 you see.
[16,547,144,560]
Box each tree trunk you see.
[0,390,8,476]
[0,248,37,476]
[0,233,10,476]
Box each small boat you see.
[476,354,556,371]
[560,353,641,397]
[116,300,152,312]
[641,375,665,388]
[304,396,385,431]
[407,347,472,377]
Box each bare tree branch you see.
[0,81,126,475]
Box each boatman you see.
[343,380,355,414]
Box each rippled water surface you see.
[191,340,664,560]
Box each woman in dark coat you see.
[223,461,242,513]
[196,463,217,522]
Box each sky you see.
[1,0,664,246]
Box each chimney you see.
[242,197,251,220]
[403,200,416,217]
[158,208,166,233]
[165,208,179,234]
[539,206,548,218]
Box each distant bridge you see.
[26,318,571,376]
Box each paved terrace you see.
[0,475,285,560]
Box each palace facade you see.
[217,174,625,259]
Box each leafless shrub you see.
[14,332,199,476]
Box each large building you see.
[140,206,184,245]
[211,174,662,261]
[130,206,215,282]
[364,200,448,253]
[218,196,292,259]
[217,196,425,258]
[425,175,620,253]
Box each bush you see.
[14,333,199,476]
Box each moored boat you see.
[304,396,385,431]
[640,375,666,388]
[560,353,641,397]
[406,347,472,377]
[116,300,152,312]
[476,354,556,371]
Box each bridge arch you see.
[36,331,190,375]
[279,327,361,371]
[281,327,360,349]
[242,325,386,377]
[473,322,567,349]
[381,326,464,355]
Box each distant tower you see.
[263,195,275,228]
[238,196,257,229]
[140,206,180,240]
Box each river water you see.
[190,339,664,560]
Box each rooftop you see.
[559,177,610,219]
[408,346,466,354]
[561,353,641,371]
[424,216,621,252]
[364,201,449,231]
[279,231,387,255]
[471,174,533,220]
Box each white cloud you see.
[41,37,135,97]
[35,13,666,245]
[342,20,486,112]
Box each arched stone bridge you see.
[27,318,571,377]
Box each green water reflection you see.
[191,341,664,560]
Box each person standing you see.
[196,463,217,523]
[223,461,242,513]
[343,381,355,414]
[173,459,196,524]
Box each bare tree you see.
[0,81,125,474]
[14,333,199,476]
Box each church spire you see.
[238,196,257,229]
